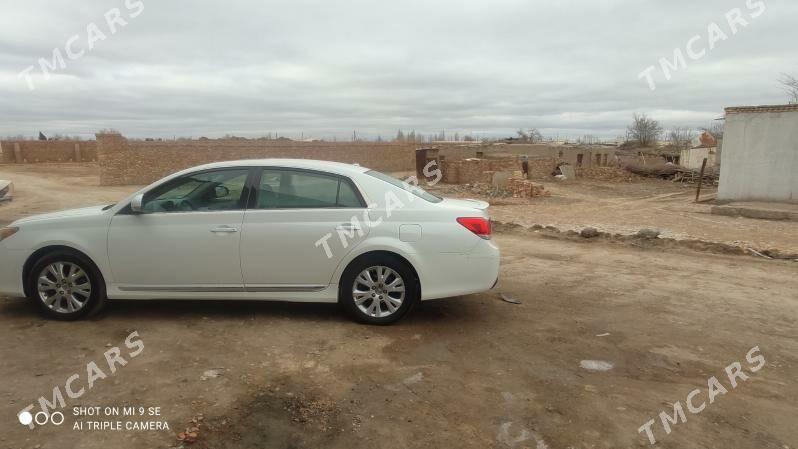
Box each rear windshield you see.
[365,170,442,203]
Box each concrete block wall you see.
[0,140,97,163]
[96,134,422,186]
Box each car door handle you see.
[336,223,361,231]
[210,225,239,233]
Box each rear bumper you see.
[0,247,27,297]
[418,239,500,300]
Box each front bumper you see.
[0,247,27,297]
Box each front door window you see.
[142,169,249,213]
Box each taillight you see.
[457,217,491,239]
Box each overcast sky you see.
[0,0,796,140]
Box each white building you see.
[718,104,798,203]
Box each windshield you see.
[365,170,442,203]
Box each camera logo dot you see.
[18,411,33,426]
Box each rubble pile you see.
[451,183,514,198]
[577,167,643,182]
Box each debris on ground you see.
[596,333,611,337]
[200,368,225,380]
[636,229,661,240]
[403,372,424,385]
[176,415,204,444]
[499,293,521,304]
[580,227,600,238]
[746,248,773,259]
[579,360,614,371]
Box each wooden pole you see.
[695,157,708,202]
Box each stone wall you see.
[97,134,422,186]
[0,140,97,163]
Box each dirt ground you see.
[431,179,798,255]
[1,163,797,449]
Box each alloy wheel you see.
[352,266,406,318]
[37,262,92,314]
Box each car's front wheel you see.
[340,254,418,325]
[28,250,106,320]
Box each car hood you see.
[12,205,110,225]
[439,198,490,211]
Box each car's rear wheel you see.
[340,254,418,324]
[28,251,106,320]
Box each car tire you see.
[28,250,107,321]
[339,254,418,325]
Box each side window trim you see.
[249,167,367,210]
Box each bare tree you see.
[528,128,543,143]
[780,74,798,104]
[667,127,694,149]
[627,113,662,147]
[517,128,544,143]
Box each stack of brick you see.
[507,178,548,198]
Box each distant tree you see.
[780,74,798,104]
[517,128,543,143]
[667,127,694,149]
[627,113,662,147]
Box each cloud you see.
[0,0,795,140]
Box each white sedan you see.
[0,159,499,324]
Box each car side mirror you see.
[130,193,144,213]
[214,185,230,198]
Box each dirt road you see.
[0,163,138,224]
[2,232,796,449]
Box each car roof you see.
[186,159,371,176]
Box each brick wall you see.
[0,140,97,163]
[96,134,422,186]
[441,158,520,184]
[524,157,560,179]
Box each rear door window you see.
[254,169,364,209]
